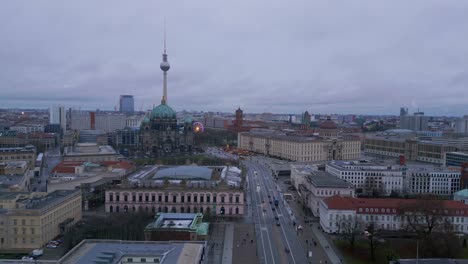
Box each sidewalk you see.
[232,223,258,264]
[281,181,345,264]
[222,223,234,264]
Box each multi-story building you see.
[406,166,460,196]
[364,135,458,165]
[114,128,140,148]
[319,196,468,234]
[59,240,206,264]
[144,213,208,241]
[400,111,429,131]
[446,152,468,167]
[0,146,36,169]
[291,165,354,216]
[326,161,405,195]
[238,131,361,162]
[119,95,134,114]
[326,160,461,196]
[105,165,245,216]
[0,161,34,192]
[49,105,66,132]
[95,113,127,133]
[125,115,145,128]
[0,190,82,250]
[63,143,122,162]
[455,116,468,133]
[9,124,45,134]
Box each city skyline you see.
[1,1,468,115]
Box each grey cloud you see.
[0,0,468,115]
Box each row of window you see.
[0,237,35,245]
[108,193,241,204]
[108,205,241,215]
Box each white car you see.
[21,256,34,260]
[46,244,57,249]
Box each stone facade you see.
[238,132,361,162]
[105,187,244,216]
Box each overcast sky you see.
[1,1,468,116]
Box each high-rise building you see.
[49,105,66,132]
[400,107,408,116]
[119,95,134,114]
[400,111,429,131]
[455,115,468,133]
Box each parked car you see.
[31,249,43,257]
[46,244,57,249]
[22,256,34,260]
[271,207,275,211]
[276,221,281,226]
[275,216,279,220]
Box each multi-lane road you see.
[244,158,310,264]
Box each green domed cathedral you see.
[140,44,193,156]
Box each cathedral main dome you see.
[151,103,176,119]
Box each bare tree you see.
[366,222,380,262]
[398,196,447,238]
[338,215,365,251]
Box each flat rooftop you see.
[307,172,353,188]
[21,190,78,210]
[153,166,214,181]
[60,240,206,264]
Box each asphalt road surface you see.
[244,158,309,264]
[32,147,61,192]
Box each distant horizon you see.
[1,106,465,118]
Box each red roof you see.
[323,196,468,216]
[101,160,134,171]
[52,160,134,174]
[52,161,84,173]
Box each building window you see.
[213,196,217,203]
[181,196,185,203]
[22,219,25,226]
[188,196,191,203]
[194,196,198,203]
[124,195,128,202]
[109,194,114,202]
[152,195,155,202]
[145,195,149,202]
[164,195,169,203]
[173,195,177,203]
[132,195,136,202]
[200,196,204,203]
[207,195,211,203]
[229,196,233,203]
[221,197,225,203]
[116,194,120,202]
[235,196,239,203]
[138,195,142,202]
[13,219,17,226]
[158,195,162,202]
[141,258,146,263]
[127,258,133,262]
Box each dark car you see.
[276,221,281,226]
[271,207,275,211]
[275,216,279,220]
[284,247,290,253]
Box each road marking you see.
[256,162,297,264]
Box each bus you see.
[35,153,44,168]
